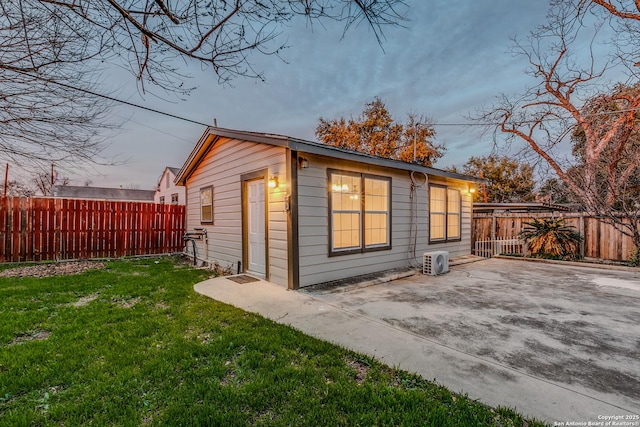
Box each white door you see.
[247,179,266,275]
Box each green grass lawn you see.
[0,257,545,426]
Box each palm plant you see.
[519,218,583,260]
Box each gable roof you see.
[176,127,485,185]
[52,185,155,201]
[156,166,182,189]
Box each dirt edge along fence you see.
[0,197,185,262]
[473,212,637,262]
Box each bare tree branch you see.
[588,0,640,20]
[0,0,408,171]
[1,2,118,169]
[478,0,640,252]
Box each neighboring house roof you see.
[473,202,575,213]
[51,185,155,201]
[155,166,182,189]
[176,127,487,185]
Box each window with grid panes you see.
[329,170,391,256]
[429,185,460,242]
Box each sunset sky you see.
[55,1,555,189]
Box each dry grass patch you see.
[72,293,100,307]
[110,296,141,308]
[346,356,370,385]
[8,330,51,346]
[0,261,105,278]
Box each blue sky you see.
[71,1,551,189]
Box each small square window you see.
[200,186,213,223]
[171,193,179,205]
[159,196,165,204]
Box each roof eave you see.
[175,131,217,186]
[175,127,292,186]
[176,126,486,185]
[288,139,486,184]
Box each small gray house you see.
[175,127,484,290]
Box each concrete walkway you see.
[194,261,640,424]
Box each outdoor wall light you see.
[298,157,309,168]
[268,177,279,188]
[468,184,476,194]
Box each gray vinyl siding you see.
[296,154,473,287]
[184,137,288,286]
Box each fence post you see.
[0,197,7,262]
[491,214,496,241]
[579,214,585,258]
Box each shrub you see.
[628,247,640,267]
[519,218,583,260]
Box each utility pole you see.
[413,132,417,163]
[479,170,488,202]
[3,163,8,197]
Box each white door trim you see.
[242,170,269,278]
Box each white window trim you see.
[200,186,213,224]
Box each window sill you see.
[329,245,391,257]
[429,238,461,244]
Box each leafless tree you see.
[3,180,36,197]
[1,1,116,168]
[1,1,407,168]
[478,1,640,254]
[33,170,70,196]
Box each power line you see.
[18,69,492,128]
[114,114,197,146]
[8,68,212,128]
[7,68,640,131]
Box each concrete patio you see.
[194,257,640,424]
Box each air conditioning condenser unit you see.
[423,251,449,275]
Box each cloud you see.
[82,1,551,186]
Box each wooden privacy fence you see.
[473,212,637,262]
[0,197,185,262]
